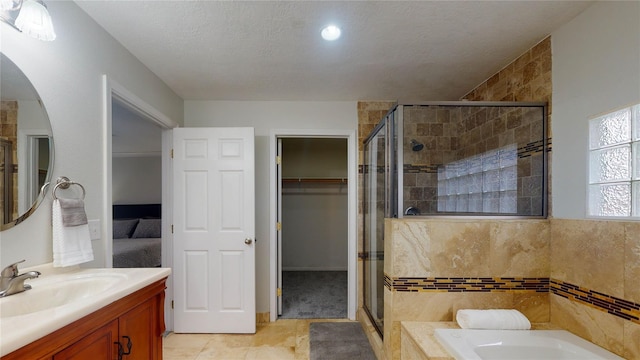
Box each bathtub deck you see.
[400,322,559,360]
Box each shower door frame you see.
[362,106,398,337]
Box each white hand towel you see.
[456,309,531,330]
[52,199,94,267]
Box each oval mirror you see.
[0,52,54,231]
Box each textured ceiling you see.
[76,1,594,102]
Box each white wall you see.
[184,101,357,312]
[551,1,640,219]
[16,100,47,130]
[0,1,183,268]
[282,190,348,270]
[112,156,162,204]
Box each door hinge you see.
[171,225,174,234]
[277,288,282,297]
[170,149,174,158]
[276,155,281,165]
[171,300,174,309]
[276,222,281,231]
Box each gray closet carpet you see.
[280,271,347,319]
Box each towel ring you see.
[52,176,86,200]
[40,181,50,194]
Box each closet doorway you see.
[277,137,349,319]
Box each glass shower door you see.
[363,119,388,336]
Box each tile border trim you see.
[384,275,549,293]
[550,278,640,324]
[383,275,640,324]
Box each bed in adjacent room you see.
[112,204,162,268]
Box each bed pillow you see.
[113,219,139,239]
[131,218,162,238]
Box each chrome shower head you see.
[410,139,424,151]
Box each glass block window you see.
[588,104,640,217]
[437,144,517,214]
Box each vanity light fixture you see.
[0,0,55,41]
[321,25,341,41]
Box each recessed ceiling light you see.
[321,25,341,41]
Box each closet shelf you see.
[282,177,348,184]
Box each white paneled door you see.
[173,127,255,333]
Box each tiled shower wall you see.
[403,104,545,215]
[461,35,553,215]
[402,36,552,217]
[403,106,457,214]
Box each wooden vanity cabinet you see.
[2,278,167,360]
[52,320,119,360]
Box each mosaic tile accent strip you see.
[384,274,392,290]
[404,164,440,174]
[517,139,549,158]
[400,138,551,174]
[550,279,640,324]
[385,275,549,293]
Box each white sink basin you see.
[0,264,170,357]
[0,273,127,318]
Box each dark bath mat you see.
[309,322,376,360]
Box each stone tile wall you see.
[383,218,550,360]
[461,36,552,106]
[461,35,552,215]
[383,217,640,360]
[550,219,640,359]
[402,104,546,216]
[402,105,458,214]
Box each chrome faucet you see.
[0,260,41,297]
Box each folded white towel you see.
[52,199,94,267]
[456,309,531,330]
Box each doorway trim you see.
[101,75,178,329]
[269,129,357,321]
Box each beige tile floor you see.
[163,319,352,360]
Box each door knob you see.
[244,238,253,245]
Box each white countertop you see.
[0,263,171,356]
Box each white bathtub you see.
[434,329,623,360]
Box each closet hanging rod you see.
[282,177,347,184]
